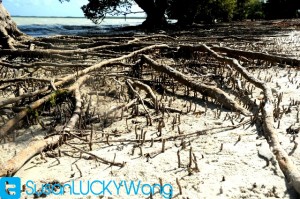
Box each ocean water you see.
[12,17,145,37]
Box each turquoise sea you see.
[12,16,145,37]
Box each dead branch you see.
[63,89,82,132]
[0,86,51,108]
[0,60,91,69]
[0,41,162,58]
[130,80,157,102]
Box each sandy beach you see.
[0,20,300,198]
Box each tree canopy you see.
[59,0,300,27]
[60,0,168,28]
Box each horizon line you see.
[12,15,146,19]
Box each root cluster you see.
[1,28,300,195]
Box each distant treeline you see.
[167,0,300,24]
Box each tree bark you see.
[180,44,300,194]
[141,55,250,115]
[135,0,168,28]
[0,2,27,49]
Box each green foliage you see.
[60,0,133,24]
[168,0,237,24]
[60,0,299,27]
[49,93,56,106]
[49,89,69,107]
[246,0,264,20]
[215,0,237,21]
[168,0,266,24]
[234,0,264,20]
[26,107,40,123]
[82,0,133,23]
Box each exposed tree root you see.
[182,44,300,194]
[0,75,89,137]
[0,31,299,197]
[141,55,250,115]
[0,76,87,177]
[0,134,62,177]
[0,44,167,109]
[0,35,172,58]
[0,45,168,175]
[211,46,300,67]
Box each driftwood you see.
[0,134,62,177]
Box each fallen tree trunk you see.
[141,55,250,115]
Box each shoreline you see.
[12,15,146,20]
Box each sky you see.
[3,0,143,17]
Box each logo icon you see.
[0,177,21,199]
